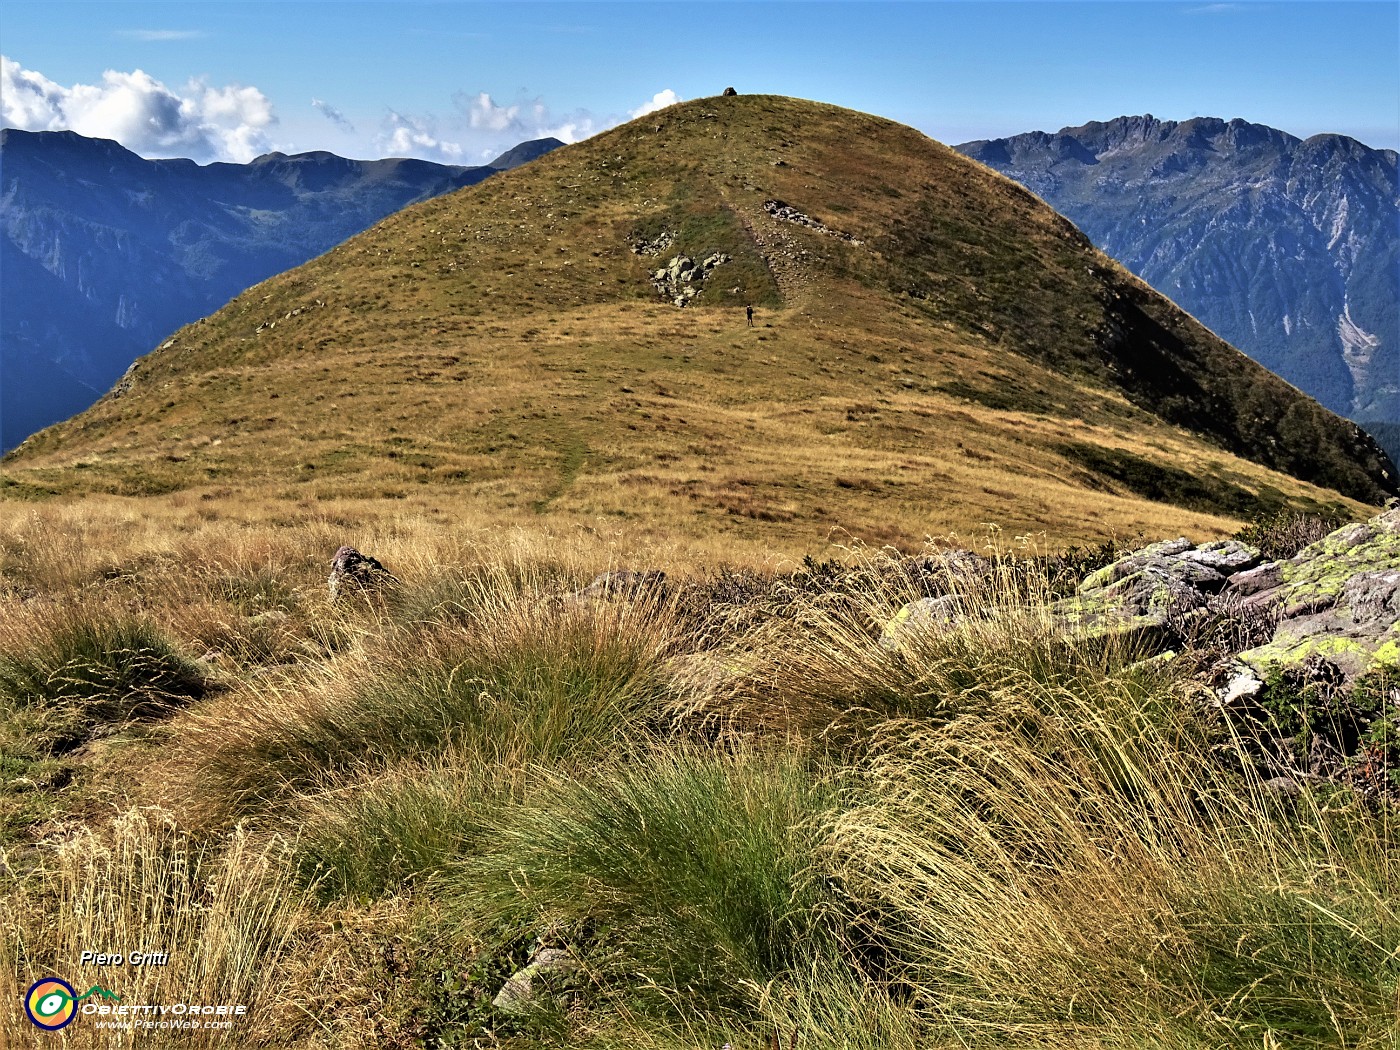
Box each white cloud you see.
[0,55,275,162]
[116,29,208,42]
[312,97,354,133]
[466,91,521,133]
[379,110,464,162]
[629,89,681,120]
[452,91,599,146]
[326,86,687,165]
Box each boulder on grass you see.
[327,546,399,601]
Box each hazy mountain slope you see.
[0,130,563,450]
[958,115,1400,426]
[5,96,1393,552]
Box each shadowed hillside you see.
[4,95,1394,554]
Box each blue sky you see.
[3,1,1397,164]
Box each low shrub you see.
[1234,510,1348,561]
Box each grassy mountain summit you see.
[5,94,1394,552]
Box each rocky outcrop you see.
[878,510,1399,794]
[1229,510,1400,686]
[763,200,862,244]
[649,252,731,306]
[1056,510,1399,698]
[881,509,1399,691]
[1054,538,1263,642]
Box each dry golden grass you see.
[1,93,1394,1047]
[1,809,311,1048]
[1,508,1396,1049]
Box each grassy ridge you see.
[2,509,1395,1048]
[4,94,1389,555]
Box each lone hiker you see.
[746,304,754,327]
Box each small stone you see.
[493,947,579,1014]
[1218,665,1264,706]
[1263,776,1302,797]
[562,569,669,607]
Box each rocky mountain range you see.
[957,116,1399,447]
[0,130,562,451]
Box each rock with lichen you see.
[1053,537,1261,643]
[1230,508,1400,684]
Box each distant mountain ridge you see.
[0,129,564,450]
[957,116,1399,443]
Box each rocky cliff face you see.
[0,130,562,451]
[958,116,1399,435]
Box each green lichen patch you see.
[1276,518,1400,609]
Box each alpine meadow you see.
[2,93,1397,1049]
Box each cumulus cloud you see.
[312,97,354,133]
[0,55,275,162]
[629,89,681,120]
[365,86,686,164]
[465,91,521,133]
[379,110,464,162]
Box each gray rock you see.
[880,595,963,651]
[1055,536,1252,638]
[650,251,730,306]
[1178,540,1263,574]
[493,947,578,1014]
[1226,561,1284,600]
[1229,508,1400,684]
[328,546,399,600]
[1219,665,1265,707]
[560,569,669,608]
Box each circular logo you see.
[25,978,78,1030]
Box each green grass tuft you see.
[454,746,840,1020]
[0,613,207,754]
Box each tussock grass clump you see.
[2,507,1396,1049]
[0,610,207,754]
[293,757,505,900]
[454,746,839,1019]
[176,579,682,820]
[828,660,1400,1045]
[683,542,1154,744]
